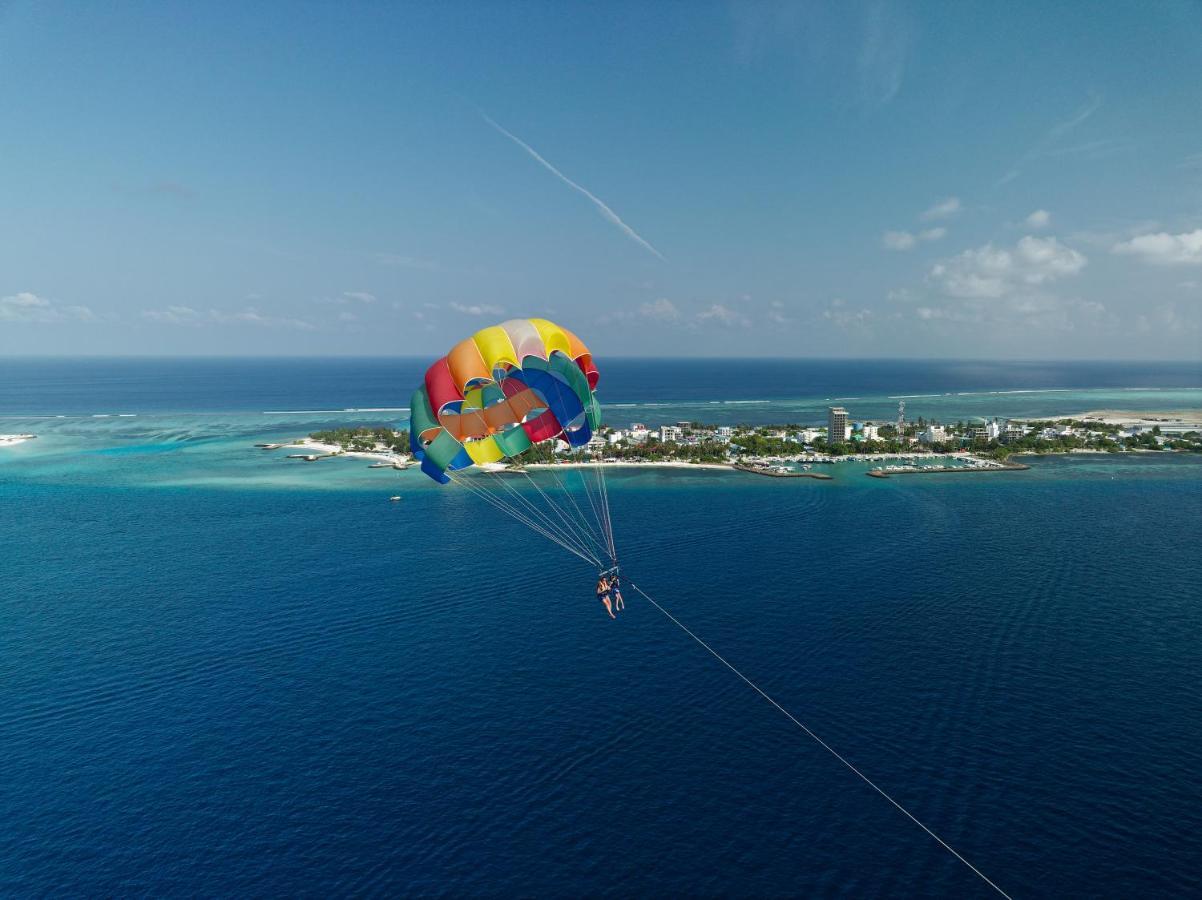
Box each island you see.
[262,408,1201,481]
[261,426,414,467]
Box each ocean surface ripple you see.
[2,359,1200,897]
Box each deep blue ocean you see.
[2,358,1201,897]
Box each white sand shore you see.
[1052,409,1202,429]
[284,438,412,465]
[0,433,36,447]
[524,460,733,471]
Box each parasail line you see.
[485,469,602,566]
[522,470,611,565]
[576,460,611,562]
[449,472,598,567]
[626,581,1012,900]
[547,464,614,566]
[594,461,617,562]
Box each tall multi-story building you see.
[828,407,848,444]
[659,425,682,443]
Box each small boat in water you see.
[389,495,402,502]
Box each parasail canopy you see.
[408,317,616,570]
[410,317,601,484]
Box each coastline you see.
[1035,409,1202,429]
[0,433,36,447]
[280,438,412,466]
[524,460,733,471]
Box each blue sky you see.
[2,0,1201,358]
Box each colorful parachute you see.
[410,318,601,483]
[409,318,616,569]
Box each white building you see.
[920,425,949,444]
[628,423,650,443]
[985,420,1001,441]
[1002,422,1026,443]
[716,426,733,439]
[860,423,881,441]
[660,425,683,443]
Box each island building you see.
[1001,422,1026,444]
[660,425,683,442]
[920,425,950,444]
[628,423,650,443]
[828,407,849,443]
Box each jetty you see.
[734,463,833,480]
[867,461,1029,478]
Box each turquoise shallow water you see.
[2,359,1201,897]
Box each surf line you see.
[626,581,1011,899]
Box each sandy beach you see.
[1044,409,1202,429]
[524,460,733,471]
[283,438,412,465]
[0,434,36,447]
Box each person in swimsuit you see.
[596,576,615,619]
[611,575,624,612]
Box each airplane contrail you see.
[482,114,666,262]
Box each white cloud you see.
[911,236,1100,333]
[767,300,791,325]
[214,308,316,330]
[142,305,203,326]
[929,236,1086,299]
[696,303,750,327]
[920,196,960,221]
[883,230,916,251]
[319,291,377,305]
[884,227,946,251]
[823,297,874,327]
[1015,236,1087,282]
[639,298,680,321]
[1,292,96,323]
[450,302,504,316]
[1026,209,1051,229]
[1135,303,1198,335]
[1112,229,1202,266]
[142,305,315,330]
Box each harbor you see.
[867,461,1030,478]
[733,462,833,479]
